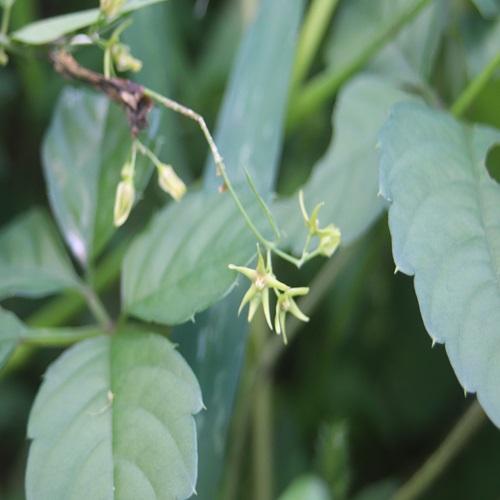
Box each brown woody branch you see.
[50,50,153,138]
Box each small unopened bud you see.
[112,44,142,73]
[0,49,8,67]
[157,164,187,201]
[317,224,341,257]
[100,0,126,18]
[113,179,135,227]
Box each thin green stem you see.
[0,1,12,37]
[21,326,105,346]
[4,242,125,374]
[450,49,500,118]
[391,401,486,500]
[253,368,273,500]
[243,166,280,242]
[104,46,112,78]
[286,0,432,130]
[83,287,114,330]
[271,246,303,268]
[144,86,278,249]
[251,315,274,500]
[291,0,339,93]
[144,87,225,171]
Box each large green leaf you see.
[0,307,27,371]
[43,87,155,267]
[11,0,167,45]
[379,101,500,427]
[122,190,259,324]
[26,331,203,499]
[274,76,412,252]
[0,208,82,299]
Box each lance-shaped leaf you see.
[11,0,167,45]
[43,87,156,267]
[0,208,82,299]
[26,331,203,499]
[379,101,500,427]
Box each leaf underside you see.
[379,101,500,427]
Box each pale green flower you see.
[229,246,288,329]
[317,224,341,257]
[100,0,126,18]
[274,287,310,344]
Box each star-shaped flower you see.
[274,287,310,344]
[228,246,288,329]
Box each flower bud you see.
[112,43,143,73]
[113,179,135,227]
[157,164,187,201]
[0,49,8,67]
[100,0,126,18]
[317,224,341,257]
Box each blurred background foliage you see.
[2,0,500,499]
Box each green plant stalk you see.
[286,0,432,130]
[252,317,274,500]
[290,0,339,93]
[391,401,486,500]
[1,1,12,37]
[450,49,500,118]
[21,326,105,346]
[83,287,114,330]
[144,86,294,257]
[9,0,47,118]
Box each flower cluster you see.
[299,190,341,259]
[229,246,309,344]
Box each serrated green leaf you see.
[0,208,82,299]
[379,101,500,427]
[122,190,258,325]
[26,331,203,500]
[274,76,412,252]
[10,0,166,45]
[0,307,27,371]
[43,87,155,267]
